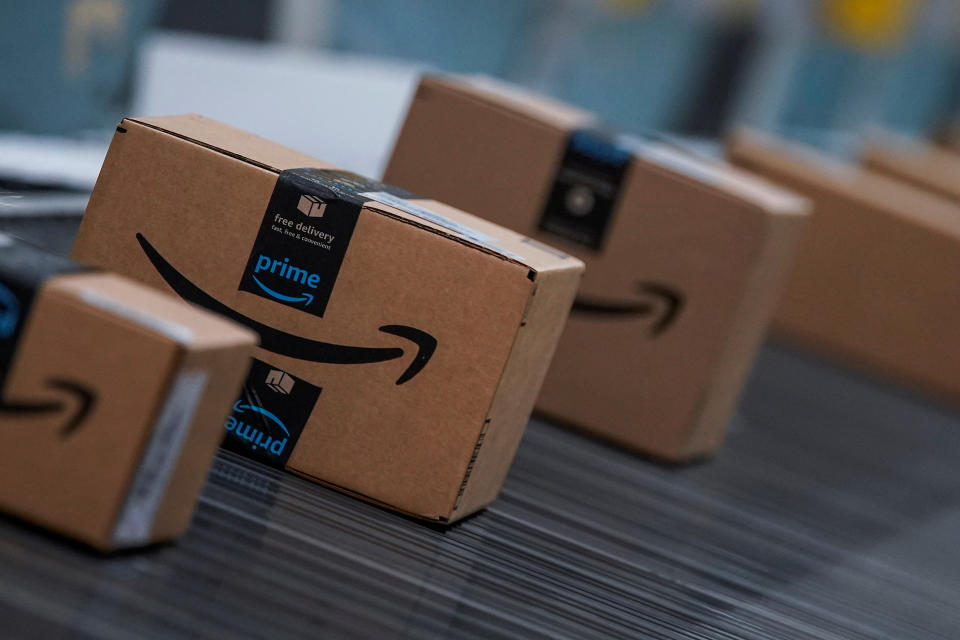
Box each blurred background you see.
[2,0,960,193]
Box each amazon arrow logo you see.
[136,233,437,384]
[231,400,289,436]
[572,281,684,337]
[0,377,96,437]
[251,274,314,306]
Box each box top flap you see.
[411,80,807,217]
[362,194,585,275]
[50,272,259,350]
[728,129,960,238]
[423,75,595,131]
[623,137,810,217]
[861,130,960,198]
[128,114,337,173]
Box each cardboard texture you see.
[385,75,809,460]
[0,238,256,551]
[861,133,960,203]
[728,129,960,406]
[938,123,960,157]
[73,114,583,523]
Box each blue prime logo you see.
[225,400,289,457]
[0,281,19,339]
[252,254,320,306]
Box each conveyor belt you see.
[0,216,958,639]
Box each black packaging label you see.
[538,129,632,250]
[222,358,322,468]
[239,169,370,317]
[0,234,86,387]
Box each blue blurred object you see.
[880,0,960,137]
[513,1,715,133]
[734,0,960,149]
[328,0,723,133]
[330,0,536,75]
[0,0,162,134]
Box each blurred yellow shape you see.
[821,0,915,51]
[64,0,126,77]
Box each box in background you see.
[0,235,256,551]
[73,114,584,523]
[385,75,809,461]
[728,129,960,406]
[861,132,960,204]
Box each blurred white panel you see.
[270,0,336,48]
[0,133,107,190]
[132,32,423,178]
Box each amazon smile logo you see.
[135,233,437,384]
[572,281,684,337]
[0,377,96,437]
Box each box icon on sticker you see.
[297,194,327,218]
[265,368,295,394]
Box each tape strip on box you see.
[111,369,209,548]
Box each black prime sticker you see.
[223,358,322,468]
[238,168,422,316]
[239,169,365,317]
[538,129,632,250]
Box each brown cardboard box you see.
[0,235,256,550]
[861,132,960,203]
[937,122,960,156]
[73,114,583,523]
[728,129,960,405]
[384,75,809,461]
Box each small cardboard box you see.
[73,114,583,523]
[385,75,809,460]
[861,133,960,204]
[0,235,256,551]
[728,129,960,405]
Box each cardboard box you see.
[385,75,809,460]
[861,132,960,204]
[73,114,583,523]
[0,235,256,550]
[728,129,960,405]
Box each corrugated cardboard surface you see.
[0,272,255,549]
[132,114,337,173]
[862,136,960,203]
[385,76,808,460]
[728,129,960,406]
[73,115,582,521]
[453,261,582,517]
[54,274,259,544]
[437,75,595,130]
[537,157,806,459]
